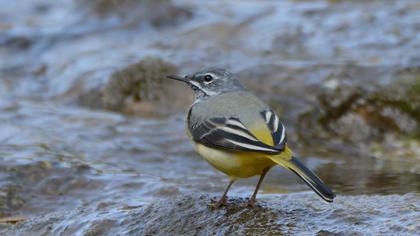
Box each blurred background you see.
[0,0,419,234]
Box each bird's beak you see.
[166,75,188,83]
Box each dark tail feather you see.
[287,156,335,203]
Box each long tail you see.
[270,149,335,202]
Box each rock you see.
[0,193,418,235]
[102,57,176,109]
[98,56,192,115]
[1,1,419,235]
[297,66,420,160]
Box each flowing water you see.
[0,0,419,235]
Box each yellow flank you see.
[190,115,293,179]
[247,122,274,146]
[195,143,294,179]
[268,146,294,166]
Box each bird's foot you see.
[246,199,261,210]
[212,197,228,209]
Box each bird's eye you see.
[203,74,213,82]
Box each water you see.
[0,0,419,235]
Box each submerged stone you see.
[0,193,418,235]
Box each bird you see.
[167,68,335,208]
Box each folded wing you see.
[260,108,287,151]
[190,113,285,154]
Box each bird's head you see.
[167,68,243,99]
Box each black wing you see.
[190,117,281,154]
[260,108,287,150]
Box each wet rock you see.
[96,56,192,115]
[296,66,420,160]
[1,1,419,234]
[102,57,176,109]
[0,193,418,235]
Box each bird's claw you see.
[246,199,261,210]
[213,197,228,209]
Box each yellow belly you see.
[195,144,276,179]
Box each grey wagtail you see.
[167,68,335,208]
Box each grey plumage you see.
[187,91,285,153]
[167,68,335,204]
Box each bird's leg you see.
[215,179,235,208]
[247,167,270,209]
